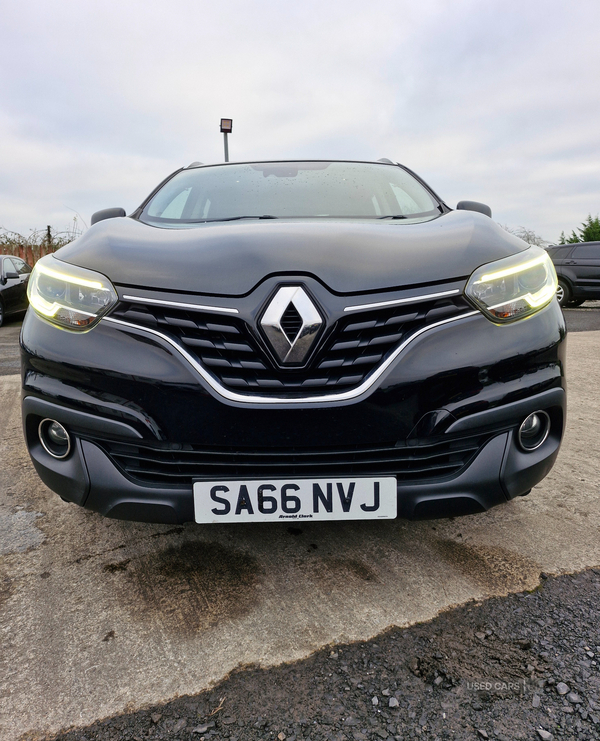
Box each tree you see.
[501,224,548,247]
[579,214,600,242]
[558,214,600,244]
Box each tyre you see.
[0,299,4,328]
[556,279,571,308]
[567,298,585,307]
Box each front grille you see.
[98,433,491,488]
[110,293,472,397]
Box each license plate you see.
[193,477,397,523]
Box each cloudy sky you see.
[1,0,599,243]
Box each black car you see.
[21,160,566,524]
[547,241,600,307]
[0,254,31,327]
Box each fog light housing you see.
[518,411,550,451]
[39,419,71,459]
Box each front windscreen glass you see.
[139,161,441,225]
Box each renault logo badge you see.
[260,286,323,365]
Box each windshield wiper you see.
[378,214,408,219]
[194,215,279,223]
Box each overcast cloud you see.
[1,0,599,242]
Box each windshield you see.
[139,161,441,225]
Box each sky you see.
[1,0,599,244]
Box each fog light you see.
[518,411,550,451]
[39,419,71,459]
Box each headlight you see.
[465,247,557,323]
[27,255,118,331]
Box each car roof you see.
[183,158,399,170]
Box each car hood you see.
[55,211,528,296]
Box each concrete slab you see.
[1,332,599,740]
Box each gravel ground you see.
[33,568,600,741]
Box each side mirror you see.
[91,207,127,225]
[456,201,492,218]
[5,271,19,280]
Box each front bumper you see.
[20,297,567,523]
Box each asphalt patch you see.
[0,322,22,376]
[563,302,600,332]
[37,567,600,741]
[109,540,260,633]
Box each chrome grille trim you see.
[344,289,461,312]
[121,294,239,314]
[103,310,479,405]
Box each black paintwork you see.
[456,200,492,218]
[90,207,127,225]
[20,160,567,523]
[21,297,566,521]
[0,255,31,323]
[54,210,527,296]
[21,299,566,440]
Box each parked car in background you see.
[21,159,566,524]
[547,241,600,307]
[0,254,31,327]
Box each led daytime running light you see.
[523,283,556,308]
[29,294,96,319]
[29,294,63,318]
[28,255,118,331]
[487,283,555,312]
[476,254,548,283]
[465,247,557,324]
[35,263,105,290]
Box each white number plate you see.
[193,477,397,523]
